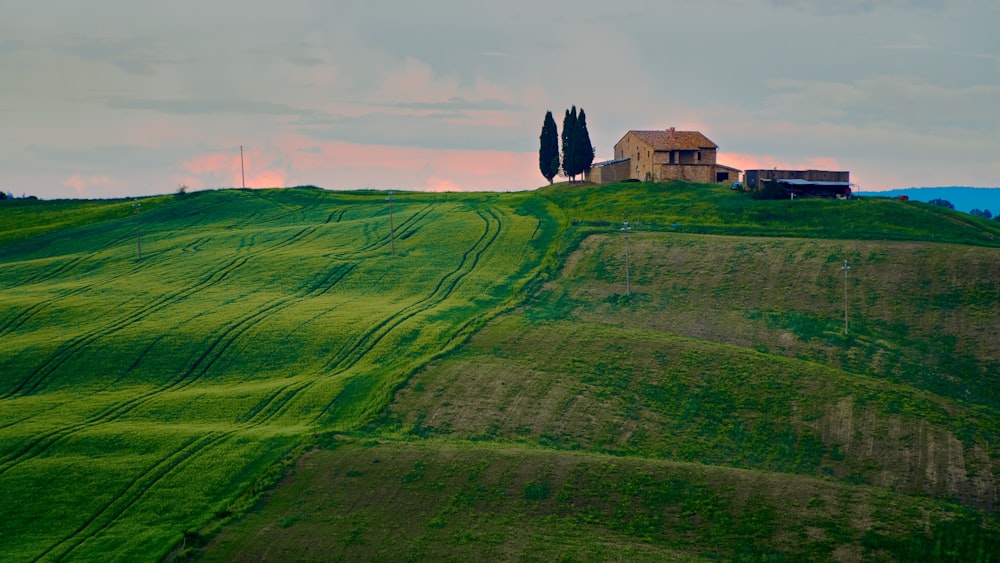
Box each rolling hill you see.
[1,183,998,561]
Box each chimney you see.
[668,127,675,138]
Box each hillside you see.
[1,183,998,561]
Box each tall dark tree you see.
[538,111,560,184]
[561,106,578,181]
[574,108,595,177]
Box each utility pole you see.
[133,201,142,261]
[841,260,851,335]
[387,190,395,256]
[621,221,632,296]
[240,145,246,189]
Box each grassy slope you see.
[0,187,550,561]
[2,183,999,561]
[202,183,1000,562]
[202,442,996,562]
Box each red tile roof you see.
[628,130,717,151]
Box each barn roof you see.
[591,158,630,167]
[775,179,851,187]
[626,130,718,151]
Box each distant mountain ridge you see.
[861,187,1000,214]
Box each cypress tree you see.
[562,106,578,181]
[575,108,595,177]
[538,111,560,184]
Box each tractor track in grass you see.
[7,225,141,286]
[336,205,434,257]
[268,225,322,253]
[5,202,515,559]
[153,261,358,425]
[0,262,356,475]
[33,432,222,562]
[329,206,499,374]
[0,254,157,339]
[31,287,358,563]
[0,249,137,336]
[3,277,347,558]
[325,209,346,224]
[158,261,356,393]
[219,205,503,428]
[180,235,212,252]
[14,255,88,286]
[3,255,253,398]
[39,371,319,563]
[313,207,503,420]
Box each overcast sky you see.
[2,0,998,199]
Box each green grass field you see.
[2,182,998,561]
[0,187,552,560]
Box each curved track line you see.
[4,255,252,398]
[7,203,513,559]
[0,262,356,474]
[34,433,220,562]
[313,206,504,421]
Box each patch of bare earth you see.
[816,396,997,510]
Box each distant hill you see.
[861,187,1000,214]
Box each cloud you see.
[107,98,316,117]
[0,39,25,53]
[295,108,532,152]
[762,76,1000,131]
[271,135,541,191]
[5,0,1000,199]
[178,145,291,190]
[767,0,955,14]
[389,97,523,112]
[59,36,166,74]
[64,174,112,193]
[719,152,847,173]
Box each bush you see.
[750,181,788,200]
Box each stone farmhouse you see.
[585,127,741,185]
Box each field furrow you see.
[35,432,225,562]
[0,250,363,475]
[2,255,254,397]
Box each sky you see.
[2,0,999,199]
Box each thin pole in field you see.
[133,201,142,261]
[240,145,246,189]
[621,221,632,296]
[387,191,395,256]
[841,259,851,334]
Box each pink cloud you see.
[180,147,289,189]
[64,174,111,193]
[719,152,847,173]
[183,152,240,176]
[273,135,541,191]
[423,177,462,192]
[246,169,287,188]
[174,135,546,194]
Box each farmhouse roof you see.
[627,129,718,151]
[775,179,851,187]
